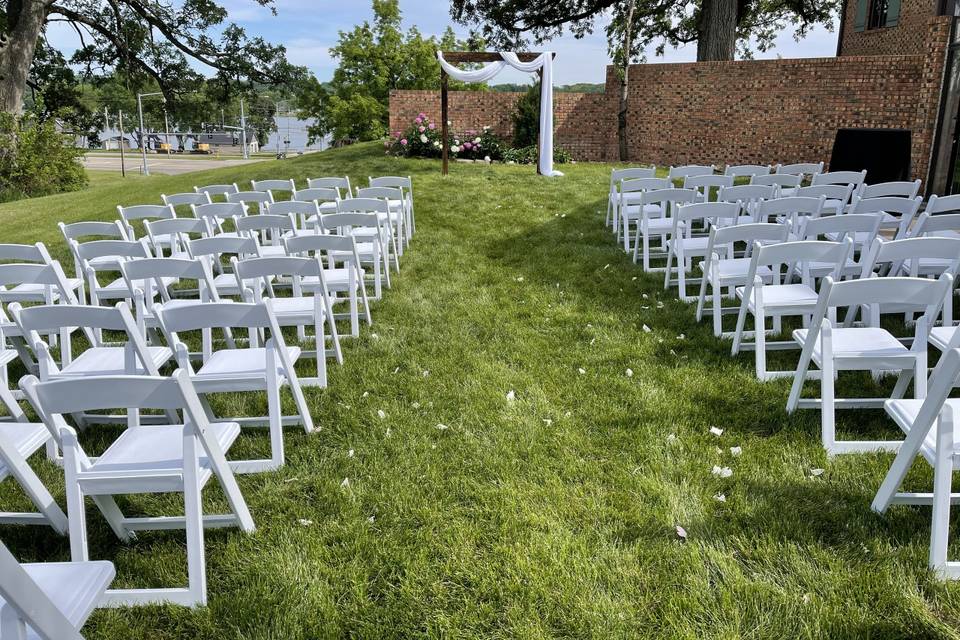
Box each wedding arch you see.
[436,51,561,177]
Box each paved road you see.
[83,154,265,176]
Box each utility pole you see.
[137,92,164,176]
[103,107,109,149]
[163,110,171,156]
[240,98,248,160]
[117,110,127,177]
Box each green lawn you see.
[3,143,960,639]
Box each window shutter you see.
[854,0,868,31]
[885,0,901,26]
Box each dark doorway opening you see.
[830,128,912,184]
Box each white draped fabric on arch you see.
[436,51,562,178]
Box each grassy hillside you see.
[1,144,959,639]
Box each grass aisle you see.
[2,144,960,638]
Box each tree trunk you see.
[617,0,636,162]
[697,0,738,61]
[0,0,48,114]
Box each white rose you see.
[420,134,428,143]
[474,137,481,144]
[450,145,460,153]
[454,139,460,145]
[433,140,440,147]
[484,155,491,163]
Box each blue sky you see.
[47,0,841,86]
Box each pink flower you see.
[463,142,472,150]
[394,131,401,137]
[418,126,425,133]
[415,117,422,124]
[418,112,426,118]
[400,139,408,146]
[428,123,435,130]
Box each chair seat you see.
[794,327,909,364]
[736,283,818,312]
[3,560,115,638]
[886,398,960,465]
[699,258,773,284]
[212,273,269,295]
[929,325,959,351]
[301,268,365,291]
[0,278,83,303]
[257,245,287,257]
[58,346,172,377]
[194,346,301,380]
[900,257,954,276]
[0,422,50,478]
[269,296,321,321]
[91,422,240,476]
[794,257,861,278]
[95,276,176,300]
[621,204,662,220]
[667,237,711,254]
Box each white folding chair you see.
[226,190,273,215]
[871,348,960,579]
[120,256,222,329]
[161,191,211,210]
[194,183,239,202]
[617,177,670,252]
[794,213,882,279]
[0,357,68,533]
[717,184,776,226]
[776,161,824,181]
[787,275,951,455]
[841,195,922,243]
[812,169,867,195]
[20,372,255,607]
[117,204,176,243]
[157,300,314,474]
[757,195,825,227]
[235,213,297,258]
[606,167,656,229]
[750,173,801,196]
[59,221,130,301]
[0,243,83,304]
[328,204,392,297]
[186,235,263,298]
[696,222,790,337]
[144,217,212,257]
[860,179,922,200]
[667,165,714,185]
[663,201,740,301]
[0,541,114,638]
[356,186,406,256]
[908,195,960,240]
[267,200,322,234]
[285,233,372,338]
[233,255,342,386]
[724,164,771,180]
[632,188,697,270]
[307,176,351,199]
[292,187,340,227]
[794,184,855,217]
[683,174,733,204]
[731,239,853,380]
[71,239,169,308]
[191,202,247,239]
[370,175,416,239]
[251,178,296,202]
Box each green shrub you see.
[512,83,540,148]
[0,113,86,202]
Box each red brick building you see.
[390,1,960,193]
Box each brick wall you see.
[389,90,615,161]
[839,0,938,56]
[388,15,951,181]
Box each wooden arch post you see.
[439,52,553,176]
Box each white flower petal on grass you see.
[632,276,638,281]
[642,324,652,333]
[589,338,596,346]
[298,519,313,526]
[340,478,350,489]
[371,333,379,340]
[675,525,688,540]
[564,411,572,418]
[626,368,634,377]
[385,428,392,438]
[516,276,524,282]
[422,370,430,377]
[412,402,421,409]
[603,264,611,270]
[284,477,300,484]
[367,515,376,523]
[709,426,723,437]
[436,423,449,431]
[393,366,400,374]
[347,449,355,458]
[712,465,733,478]
[506,390,516,402]
[730,446,742,457]
[578,367,586,375]
[666,433,677,443]
[642,293,649,299]
[377,409,386,420]
[714,493,727,503]
[677,334,686,340]
[543,418,553,426]
[809,468,825,477]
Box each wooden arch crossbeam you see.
[439,51,555,176]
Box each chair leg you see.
[755,313,767,380]
[695,274,708,322]
[349,283,360,338]
[182,431,207,606]
[821,331,836,453]
[930,407,955,577]
[265,358,285,469]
